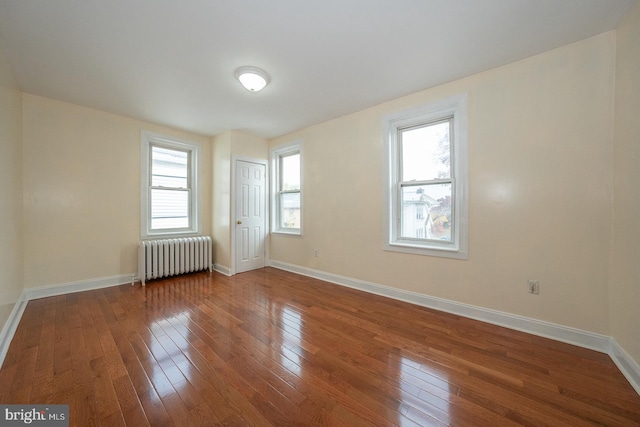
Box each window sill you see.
[384,241,467,260]
[271,230,302,237]
[142,230,201,240]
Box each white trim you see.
[610,338,640,396]
[213,264,231,276]
[270,140,303,236]
[0,292,28,369]
[24,274,136,301]
[383,94,468,259]
[140,131,202,239]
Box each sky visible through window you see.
[401,121,450,194]
[281,153,300,191]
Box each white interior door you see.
[235,160,266,273]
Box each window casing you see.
[141,132,200,238]
[271,142,302,235]
[384,95,468,259]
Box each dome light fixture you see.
[235,66,270,92]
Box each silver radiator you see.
[138,236,212,286]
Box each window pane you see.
[401,120,450,181]
[401,183,452,242]
[152,146,188,188]
[151,189,189,229]
[281,153,300,191]
[280,192,300,229]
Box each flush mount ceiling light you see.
[235,66,270,92]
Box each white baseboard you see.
[2,264,639,397]
[610,339,640,396]
[213,264,231,276]
[0,293,28,369]
[268,260,640,394]
[24,274,136,301]
[0,274,135,368]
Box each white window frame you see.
[141,131,201,238]
[383,94,468,259]
[270,141,302,236]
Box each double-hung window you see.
[271,142,302,235]
[141,132,200,238]
[384,95,468,259]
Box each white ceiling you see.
[0,0,635,138]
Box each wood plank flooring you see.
[1,267,639,426]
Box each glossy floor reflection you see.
[1,267,639,426]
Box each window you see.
[141,132,200,238]
[271,141,302,235]
[384,95,468,259]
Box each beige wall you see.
[211,130,267,272]
[22,94,212,289]
[270,32,616,334]
[212,131,232,269]
[2,7,637,370]
[0,44,23,328]
[611,2,640,364]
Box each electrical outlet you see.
[314,249,319,257]
[528,279,540,294]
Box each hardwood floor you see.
[1,267,639,426]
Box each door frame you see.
[230,155,269,275]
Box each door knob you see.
[237,220,242,224]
